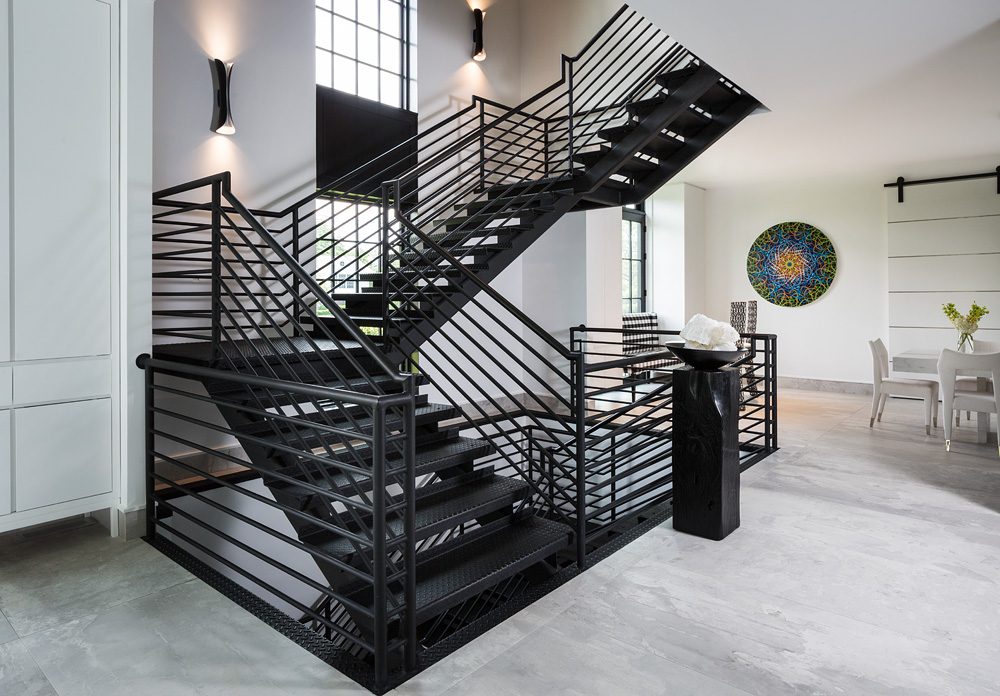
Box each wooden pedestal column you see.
[671,366,741,540]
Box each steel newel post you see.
[543,118,550,178]
[771,336,779,450]
[372,404,388,689]
[573,352,587,569]
[143,358,156,541]
[565,57,576,175]
[403,375,418,672]
[210,179,223,364]
[478,99,486,190]
[291,208,301,336]
[381,184,392,344]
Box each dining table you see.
[892,350,994,444]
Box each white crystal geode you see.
[679,314,740,351]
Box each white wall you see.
[153,0,317,208]
[702,177,889,384]
[420,0,521,118]
[648,183,705,330]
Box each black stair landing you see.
[345,516,572,630]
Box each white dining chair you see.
[938,349,1000,455]
[955,340,999,426]
[869,338,939,435]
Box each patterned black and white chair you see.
[622,312,679,377]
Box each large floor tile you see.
[438,615,753,696]
[19,579,364,696]
[0,640,58,696]
[0,524,193,637]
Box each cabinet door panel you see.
[0,0,10,364]
[12,0,112,360]
[14,398,112,511]
[0,412,10,516]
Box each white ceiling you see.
[566,0,1000,187]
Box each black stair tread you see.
[455,190,569,214]
[572,148,657,178]
[152,337,368,367]
[482,176,574,199]
[206,371,409,399]
[423,226,531,245]
[654,71,741,114]
[655,63,701,91]
[626,97,712,137]
[596,124,686,160]
[305,473,531,557]
[237,402,456,440]
[268,436,497,499]
[434,211,547,230]
[346,516,572,626]
[358,264,485,282]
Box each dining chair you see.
[955,340,999,426]
[869,338,939,435]
[938,349,1000,455]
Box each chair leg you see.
[877,393,888,422]
[924,396,932,436]
[932,388,939,428]
[869,387,880,427]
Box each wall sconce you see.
[209,58,235,135]
[472,9,485,62]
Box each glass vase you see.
[957,333,974,352]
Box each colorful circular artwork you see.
[747,221,836,307]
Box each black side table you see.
[671,365,741,540]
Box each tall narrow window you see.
[316,0,415,110]
[622,203,647,314]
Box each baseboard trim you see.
[779,376,872,395]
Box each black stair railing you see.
[146,3,767,688]
[372,6,697,566]
[150,172,419,685]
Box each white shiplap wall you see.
[887,177,1000,358]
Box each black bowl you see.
[666,343,743,370]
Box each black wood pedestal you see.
[672,366,740,540]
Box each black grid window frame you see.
[622,203,647,314]
[316,0,413,110]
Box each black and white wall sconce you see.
[209,58,235,135]
[472,9,485,62]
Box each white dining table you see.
[892,350,993,444]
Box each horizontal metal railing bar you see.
[154,512,379,644]
[138,356,410,408]
[150,449,377,548]
[214,200,406,386]
[148,381,384,445]
[151,470,380,576]
[149,425,378,510]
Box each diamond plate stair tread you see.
[236,403,457,440]
[347,516,572,626]
[152,337,368,366]
[308,474,530,557]
[268,437,497,498]
[205,372,407,400]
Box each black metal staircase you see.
[142,5,768,693]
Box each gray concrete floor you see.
[1,390,999,695]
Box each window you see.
[622,203,646,314]
[316,0,415,110]
[315,198,382,299]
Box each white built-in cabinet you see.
[0,0,117,533]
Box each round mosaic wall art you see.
[746,221,836,307]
